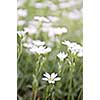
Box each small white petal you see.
[43,72,50,79]
[51,73,57,79]
[54,77,61,81]
[57,52,68,61]
[42,78,48,81]
[32,40,45,46]
[48,80,55,84]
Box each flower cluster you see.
[23,39,51,55]
[62,40,83,57]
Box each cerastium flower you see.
[42,72,61,84]
[30,45,51,55]
[57,52,68,61]
[62,40,83,57]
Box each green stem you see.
[17,43,23,62]
[77,89,82,100]
[33,90,37,100]
[68,75,72,100]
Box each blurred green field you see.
[17,0,83,100]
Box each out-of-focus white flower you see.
[32,40,45,46]
[77,48,83,57]
[48,27,68,36]
[17,20,26,26]
[47,16,59,22]
[17,0,26,8]
[34,16,49,22]
[62,40,83,57]
[17,31,26,36]
[57,52,68,61]
[33,2,45,8]
[23,43,33,48]
[24,26,37,34]
[17,9,28,17]
[59,2,71,9]
[42,23,52,32]
[62,40,71,46]
[42,72,61,84]
[46,1,58,11]
[29,45,51,55]
[67,10,81,20]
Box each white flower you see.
[67,10,81,20]
[48,27,68,36]
[34,16,49,22]
[24,25,37,34]
[17,20,26,26]
[32,40,45,46]
[42,72,61,84]
[62,40,83,57]
[17,31,26,36]
[62,40,71,47]
[23,43,33,48]
[33,2,44,9]
[47,16,59,22]
[57,52,68,61]
[77,48,83,57]
[17,9,28,17]
[29,46,51,55]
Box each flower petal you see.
[43,72,50,79]
[48,80,55,84]
[42,78,48,81]
[54,77,61,81]
[51,73,57,79]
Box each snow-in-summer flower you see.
[42,72,61,84]
[48,27,68,37]
[47,16,59,22]
[67,9,81,20]
[57,52,68,61]
[17,31,26,37]
[17,0,26,8]
[32,40,45,46]
[17,20,26,26]
[34,16,49,22]
[62,40,83,57]
[24,25,37,34]
[23,42,33,48]
[29,45,51,55]
[17,9,28,17]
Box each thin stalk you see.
[77,89,82,100]
[68,75,72,100]
[34,90,37,100]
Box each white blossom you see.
[32,40,45,46]
[62,40,71,46]
[47,16,59,22]
[34,16,49,22]
[42,72,61,84]
[62,40,83,57]
[23,43,33,48]
[48,27,68,36]
[33,2,45,9]
[17,31,26,36]
[24,26,37,34]
[29,45,51,55]
[17,20,26,26]
[17,9,28,17]
[57,52,68,61]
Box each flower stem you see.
[77,88,82,100]
[34,90,37,100]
